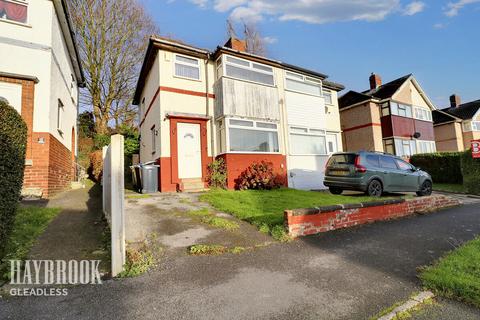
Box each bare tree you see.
[70,0,158,134]
[226,19,266,56]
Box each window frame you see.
[0,0,29,26]
[284,70,323,97]
[472,121,480,131]
[323,89,333,105]
[173,54,201,81]
[57,99,64,135]
[151,125,156,154]
[225,117,280,154]
[413,106,433,122]
[222,54,275,87]
[288,125,328,156]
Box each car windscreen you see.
[327,154,356,166]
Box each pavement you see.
[1,199,480,319]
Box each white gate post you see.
[110,135,125,276]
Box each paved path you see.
[1,203,479,319]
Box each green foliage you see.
[420,237,480,307]
[200,188,377,241]
[93,134,111,150]
[1,206,60,281]
[78,111,95,138]
[116,124,140,157]
[188,244,227,255]
[410,152,463,184]
[118,234,159,278]
[0,101,27,258]
[207,158,227,189]
[201,216,239,231]
[461,150,480,195]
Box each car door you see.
[395,159,419,191]
[379,155,402,191]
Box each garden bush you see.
[207,158,227,189]
[235,161,283,190]
[0,101,27,258]
[461,150,480,195]
[410,152,463,184]
[89,150,104,182]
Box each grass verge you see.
[200,188,377,241]
[187,208,240,231]
[433,183,467,194]
[0,205,61,281]
[420,237,480,307]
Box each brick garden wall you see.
[284,195,461,238]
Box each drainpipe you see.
[205,55,215,160]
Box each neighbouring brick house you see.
[432,95,480,152]
[339,74,437,158]
[133,36,345,191]
[0,0,84,198]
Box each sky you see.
[141,0,480,108]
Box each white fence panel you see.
[102,134,125,277]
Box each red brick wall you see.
[217,153,288,189]
[23,133,73,198]
[285,195,460,238]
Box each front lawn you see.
[420,237,480,307]
[200,188,376,240]
[0,205,61,281]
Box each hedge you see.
[461,150,480,195]
[410,152,463,184]
[0,101,27,258]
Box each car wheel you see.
[329,187,343,195]
[417,180,433,197]
[367,179,383,197]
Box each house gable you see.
[392,77,435,110]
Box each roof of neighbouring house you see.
[133,36,345,104]
[432,109,460,125]
[339,74,412,109]
[441,99,480,120]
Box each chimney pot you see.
[224,37,247,52]
[450,94,461,108]
[369,73,382,90]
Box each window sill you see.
[0,18,31,28]
[173,75,202,82]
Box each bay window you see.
[285,71,322,96]
[227,118,279,153]
[391,102,412,118]
[224,55,274,86]
[289,127,327,155]
[174,54,200,80]
[0,0,28,24]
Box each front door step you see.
[179,178,208,192]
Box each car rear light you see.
[354,156,367,173]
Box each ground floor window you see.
[383,138,436,157]
[289,127,327,155]
[227,118,279,153]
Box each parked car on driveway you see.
[323,151,433,197]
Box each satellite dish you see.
[413,132,421,139]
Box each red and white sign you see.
[472,140,480,159]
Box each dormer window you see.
[0,0,28,24]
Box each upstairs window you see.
[57,99,64,134]
[414,106,432,121]
[473,121,480,131]
[285,71,322,96]
[224,55,274,86]
[323,90,333,105]
[391,102,412,118]
[174,54,200,80]
[0,0,28,24]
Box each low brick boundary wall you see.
[284,195,461,238]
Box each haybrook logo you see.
[9,260,102,296]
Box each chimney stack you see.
[369,73,382,90]
[450,94,461,108]
[224,37,247,52]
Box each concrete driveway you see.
[1,203,480,320]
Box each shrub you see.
[89,150,104,182]
[0,101,27,258]
[461,150,480,195]
[207,158,227,188]
[410,152,463,184]
[235,161,283,190]
[93,134,111,150]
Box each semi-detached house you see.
[0,0,84,198]
[133,37,345,192]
